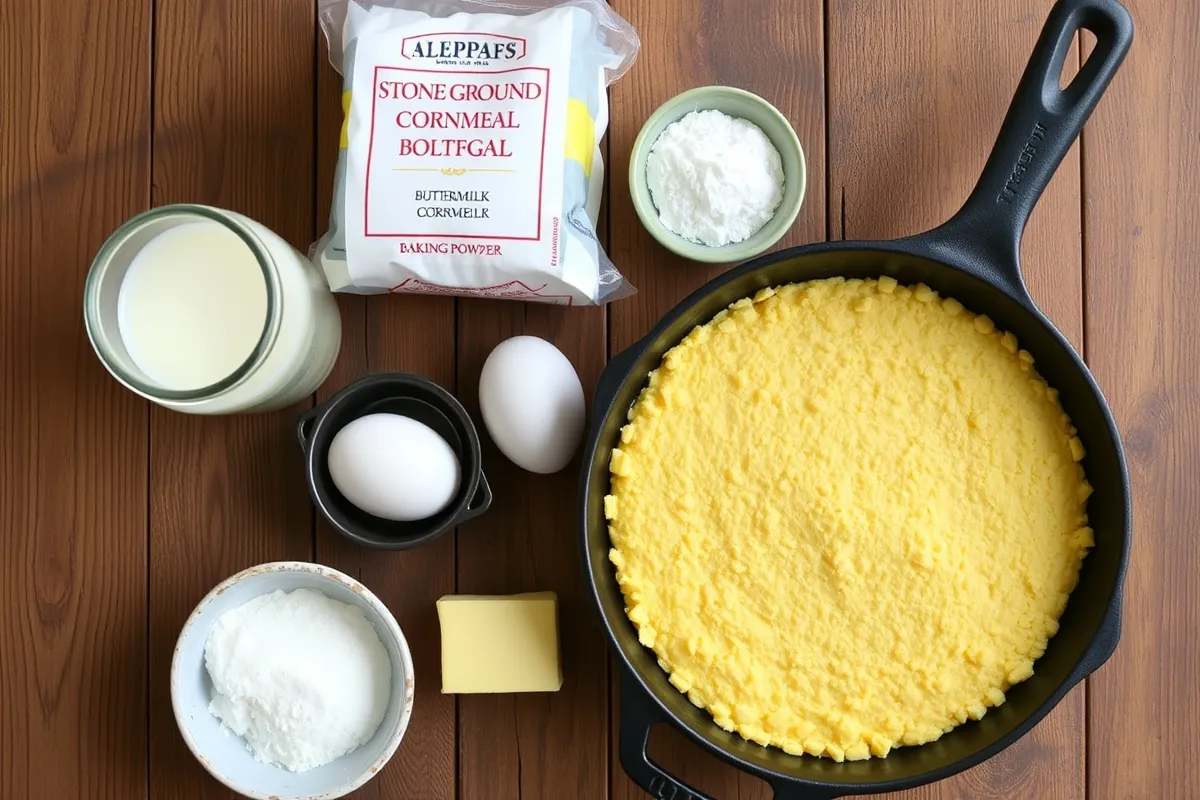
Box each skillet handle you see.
[927,0,1133,299]
[619,669,717,800]
[619,669,839,800]
[594,343,641,414]
[1069,577,1125,685]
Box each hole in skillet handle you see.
[917,0,1133,305]
[299,373,492,550]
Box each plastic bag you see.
[315,0,640,305]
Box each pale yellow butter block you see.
[436,592,563,693]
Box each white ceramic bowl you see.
[170,561,415,800]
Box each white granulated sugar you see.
[646,110,785,247]
[204,588,392,772]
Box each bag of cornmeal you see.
[316,0,640,305]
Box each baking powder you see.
[646,110,784,247]
[204,588,392,772]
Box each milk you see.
[118,221,268,390]
[87,205,341,413]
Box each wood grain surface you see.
[148,1,317,796]
[1,0,1197,798]
[0,1,152,797]
[1082,1,1200,797]
[455,300,609,800]
[312,20,462,793]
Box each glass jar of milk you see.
[84,205,342,414]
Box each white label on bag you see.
[337,5,599,304]
[365,67,553,242]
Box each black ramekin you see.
[299,373,491,549]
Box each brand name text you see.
[997,121,1048,204]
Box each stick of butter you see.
[436,592,563,693]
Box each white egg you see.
[327,413,461,522]
[478,335,586,475]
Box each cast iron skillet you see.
[579,0,1132,797]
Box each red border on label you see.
[363,65,551,242]
[400,32,528,60]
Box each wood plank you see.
[450,30,614,797]
[455,300,608,800]
[607,0,827,336]
[607,0,825,797]
[1083,1,1199,797]
[312,49,461,797]
[147,1,317,795]
[312,295,459,800]
[826,4,1084,799]
[453,132,611,800]
[0,1,151,797]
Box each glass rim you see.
[83,203,282,403]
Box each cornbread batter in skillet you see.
[605,277,1093,762]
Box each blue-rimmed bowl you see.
[170,561,414,799]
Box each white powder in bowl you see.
[646,109,785,247]
[203,587,392,772]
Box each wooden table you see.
[1,0,1195,797]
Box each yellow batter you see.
[606,277,1092,762]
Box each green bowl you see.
[629,86,807,265]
